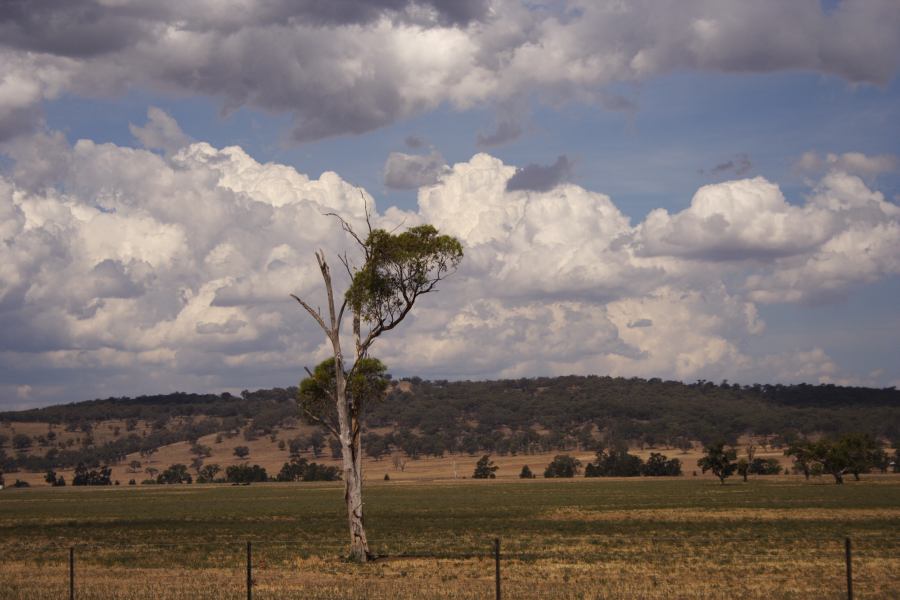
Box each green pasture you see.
[1,477,898,558]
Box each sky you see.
[1,0,899,409]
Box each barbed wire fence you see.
[2,534,897,599]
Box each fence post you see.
[494,537,501,600]
[69,546,75,600]
[845,537,853,600]
[247,541,252,600]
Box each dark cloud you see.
[384,150,449,189]
[708,154,752,177]
[477,119,523,147]
[1,0,898,144]
[405,135,426,149]
[506,155,573,192]
[0,0,490,57]
[0,104,43,142]
[627,318,653,328]
[0,0,156,57]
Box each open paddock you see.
[1,477,898,598]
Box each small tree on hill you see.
[641,452,682,476]
[544,455,581,478]
[697,443,737,484]
[519,465,534,479]
[233,446,250,460]
[473,455,498,479]
[785,440,814,479]
[585,448,643,477]
[197,464,221,483]
[226,464,268,484]
[72,463,112,486]
[157,464,192,484]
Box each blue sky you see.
[1,0,899,407]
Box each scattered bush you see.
[473,455,498,479]
[226,464,268,484]
[275,458,339,482]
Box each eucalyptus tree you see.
[292,212,462,562]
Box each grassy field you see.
[1,477,898,599]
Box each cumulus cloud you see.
[384,150,450,189]
[795,151,899,178]
[1,116,898,405]
[1,1,899,141]
[635,177,836,261]
[506,155,573,192]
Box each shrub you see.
[519,465,534,479]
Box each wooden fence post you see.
[247,541,253,600]
[494,537,501,600]
[845,537,853,600]
[69,546,75,600]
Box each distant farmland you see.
[1,477,898,599]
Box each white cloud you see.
[635,177,836,261]
[1,115,898,405]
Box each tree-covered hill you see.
[1,376,897,472]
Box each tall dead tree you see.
[292,214,462,562]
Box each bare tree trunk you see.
[302,251,371,562]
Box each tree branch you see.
[290,294,329,336]
[299,405,340,439]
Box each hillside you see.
[1,375,898,483]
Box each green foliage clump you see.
[345,225,463,326]
[298,357,388,433]
[519,465,534,479]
